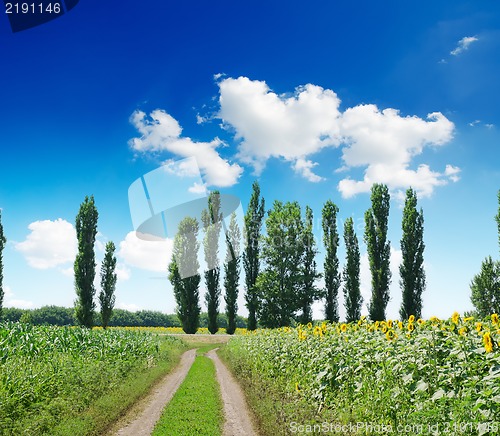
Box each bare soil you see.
[207,349,258,436]
[111,336,257,436]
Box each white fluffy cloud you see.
[15,219,77,269]
[129,110,242,187]
[218,77,341,174]
[216,76,457,198]
[3,285,34,309]
[451,36,479,56]
[118,231,173,272]
[338,106,456,198]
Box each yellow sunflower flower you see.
[340,323,348,333]
[407,323,415,332]
[408,315,416,323]
[385,330,397,341]
[492,314,499,326]
[451,311,460,325]
[483,332,493,353]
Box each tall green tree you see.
[399,188,425,320]
[322,200,341,322]
[224,212,241,335]
[0,210,6,320]
[202,191,222,334]
[470,191,500,318]
[496,189,500,254]
[470,256,500,318]
[364,184,391,321]
[169,217,201,334]
[99,241,117,329]
[243,181,265,330]
[256,201,303,328]
[343,217,362,323]
[74,195,98,328]
[298,206,321,324]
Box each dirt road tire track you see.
[114,348,196,436]
[207,349,258,436]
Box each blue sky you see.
[0,0,499,320]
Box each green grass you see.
[152,351,223,436]
[0,323,187,435]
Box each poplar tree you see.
[74,196,98,328]
[399,188,425,320]
[202,191,222,334]
[322,200,341,322]
[243,181,265,330]
[364,184,391,321]
[224,212,241,335]
[298,206,321,324]
[343,217,362,322]
[0,211,6,319]
[99,241,117,329]
[256,201,303,328]
[169,217,201,334]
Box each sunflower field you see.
[224,313,500,435]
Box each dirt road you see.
[112,336,258,435]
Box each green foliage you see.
[202,191,222,334]
[470,256,500,317]
[152,355,223,436]
[224,316,500,432]
[224,212,241,334]
[0,322,185,435]
[99,241,117,329]
[496,190,500,254]
[298,206,321,324]
[364,184,391,321]
[257,201,304,328]
[400,188,426,320]
[322,200,341,322]
[343,217,362,323]
[243,180,265,330]
[74,196,98,328]
[169,217,201,334]
[0,210,6,319]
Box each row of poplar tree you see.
[169,181,426,333]
[0,196,117,328]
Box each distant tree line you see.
[170,181,428,332]
[1,305,246,328]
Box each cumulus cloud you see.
[338,107,456,198]
[15,219,77,269]
[216,76,457,198]
[118,231,173,272]
[451,36,479,56]
[116,263,131,281]
[188,182,208,194]
[3,285,35,309]
[129,109,242,187]
[218,77,341,174]
[115,302,141,312]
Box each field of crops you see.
[0,322,186,435]
[223,314,500,435]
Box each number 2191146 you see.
[5,3,62,14]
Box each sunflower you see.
[459,327,467,336]
[451,311,460,325]
[407,323,415,332]
[483,332,494,353]
[307,322,313,329]
[295,382,301,392]
[398,321,403,330]
[387,320,393,329]
[385,330,397,341]
[381,325,388,333]
[340,323,348,333]
[408,315,416,323]
[492,314,499,326]
[417,319,425,325]
[476,322,482,333]
[313,326,323,337]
